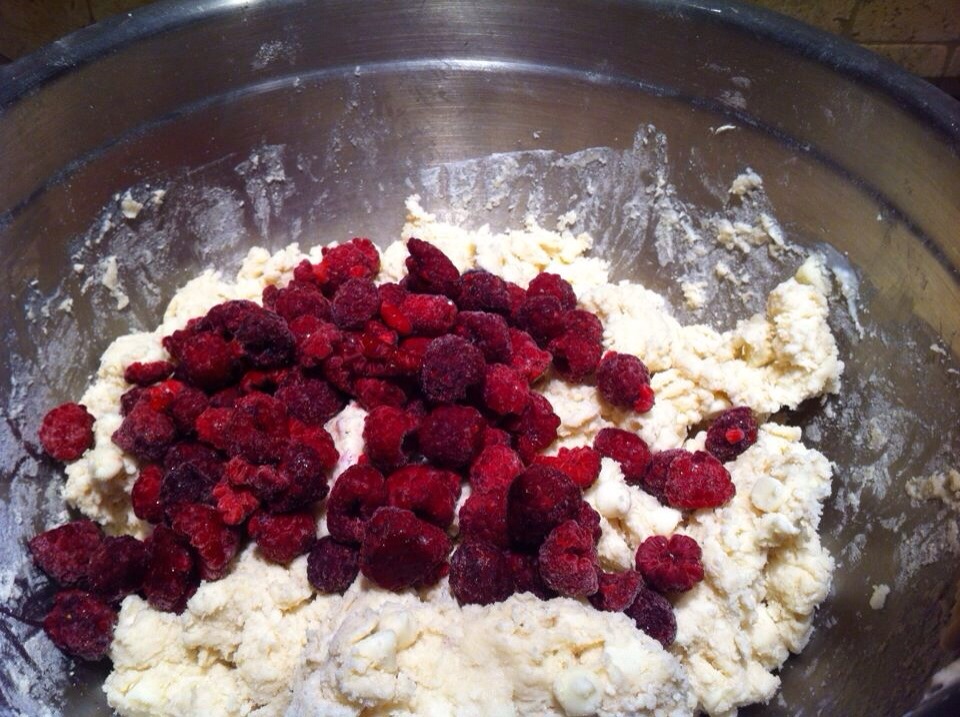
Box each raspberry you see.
[418,405,485,468]
[112,403,176,463]
[596,352,655,413]
[505,282,527,315]
[211,480,260,525]
[168,386,209,435]
[307,536,360,594]
[120,387,144,416]
[39,403,95,461]
[381,288,458,337]
[458,270,511,314]
[288,316,341,367]
[160,442,223,512]
[504,393,561,463]
[224,457,286,501]
[514,295,564,346]
[169,503,240,581]
[458,487,510,549]
[404,238,461,299]
[247,511,316,563]
[267,442,334,512]
[326,464,387,544]
[235,308,296,369]
[560,310,604,344]
[132,464,164,523]
[86,536,149,603]
[507,328,552,383]
[663,450,736,510]
[386,465,458,528]
[449,541,514,606]
[269,282,331,323]
[331,278,381,330]
[593,428,651,484]
[506,465,581,549]
[202,299,261,336]
[505,551,555,600]
[363,406,419,472]
[353,378,407,410]
[209,388,242,409]
[469,445,524,494]
[419,335,485,404]
[286,422,340,470]
[195,407,234,451]
[527,272,577,311]
[359,320,398,361]
[705,406,759,463]
[481,426,513,448]
[533,447,601,490]
[482,364,530,416]
[359,507,451,590]
[174,331,241,391]
[314,238,381,294]
[28,520,103,587]
[589,569,644,612]
[537,520,599,597]
[224,393,290,464]
[124,361,175,387]
[548,332,602,381]
[640,449,689,500]
[275,378,343,426]
[625,585,676,647]
[454,311,512,363]
[636,534,705,593]
[576,501,602,543]
[43,590,116,661]
[142,525,198,613]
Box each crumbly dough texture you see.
[65,197,843,717]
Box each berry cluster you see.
[33,236,758,661]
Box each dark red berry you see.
[418,405,485,468]
[174,331,241,390]
[507,328,552,383]
[313,238,381,294]
[560,310,603,344]
[527,272,577,311]
[458,487,510,549]
[589,570,644,612]
[538,520,599,597]
[266,441,334,513]
[131,464,164,523]
[307,536,360,594]
[505,551,555,600]
[625,585,676,647]
[596,352,655,413]
[454,311,512,363]
[169,503,240,581]
[39,403,95,461]
[326,465,387,545]
[506,465,581,549]
[363,406,419,473]
[43,590,116,661]
[202,299,261,336]
[269,282,331,323]
[86,536,149,603]
[289,316,341,368]
[514,295,564,346]
[419,335,485,404]
[381,287,458,337]
[548,332,602,381]
[458,270,511,314]
[533,447,602,489]
[449,541,514,606]
[247,511,316,564]
[359,507,451,590]
[168,386,209,435]
[663,450,736,510]
[124,361,175,387]
[481,426,513,448]
[160,442,223,512]
[641,449,689,500]
[482,364,530,416]
[576,501,602,544]
[594,428,651,484]
[275,378,343,426]
[353,378,407,410]
[112,402,176,463]
[142,525,198,613]
[211,480,260,525]
[636,534,704,593]
[331,278,381,330]
[405,238,461,299]
[469,445,524,494]
[386,465,458,528]
[29,520,103,587]
[705,407,759,463]
[503,393,561,463]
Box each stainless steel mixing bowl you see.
[2,1,959,715]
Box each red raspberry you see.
[449,541,514,606]
[331,278,381,330]
[505,551,555,600]
[266,442,334,513]
[232,308,295,369]
[286,422,339,470]
[86,536,149,604]
[359,319,398,361]
[288,316,340,367]
[454,311,512,363]
[625,585,676,647]
[503,393,561,463]
[211,480,260,525]
[589,569,644,612]
[363,406,419,472]
[548,332,602,381]
[310,238,380,294]
[247,511,316,564]
[505,282,527,315]
[326,464,387,544]
[174,331,242,391]
[514,295,564,346]
[28,520,103,587]
[419,335,485,404]
[482,364,530,416]
[307,536,360,594]
[560,310,603,344]
[112,403,176,463]
[168,386,209,435]
[593,428,651,484]
[201,299,261,336]
[120,387,145,416]
[636,534,705,593]
[458,487,510,549]
[381,288,458,337]
[124,361,175,387]
[131,464,164,523]
[534,446,602,489]
[507,328,552,383]
[537,520,599,597]
[209,387,242,409]
[275,378,343,426]
[224,457,286,501]
[159,442,224,513]
[469,445,524,494]
[386,465,459,528]
[222,393,290,464]
[169,503,240,581]
[663,450,736,510]
[43,590,117,661]
[596,352,655,413]
[458,270,511,314]
[705,406,759,462]
[39,403,95,461]
[142,525,198,613]
[641,449,689,500]
[481,426,513,448]
[353,378,407,410]
[359,507,451,590]
[506,465,581,549]
[418,405,486,468]
[268,282,331,323]
[527,272,577,311]
[576,501,602,544]
[404,238,462,299]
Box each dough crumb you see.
[869,584,890,610]
[99,255,130,310]
[906,469,960,512]
[729,168,763,197]
[119,191,144,220]
[680,280,707,310]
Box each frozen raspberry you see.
[506,551,555,599]
[404,238,461,299]
[235,308,296,369]
[454,311,512,363]
[209,387,242,408]
[247,511,316,564]
[112,403,176,463]
[275,378,343,426]
[224,393,290,464]
[503,393,561,463]
[363,406,419,473]
[640,449,689,499]
[267,442,334,513]
[160,442,223,512]
[29,520,103,587]
[593,428,651,484]
[211,480,260,525]
[548,332,602,381]
[469,445,524,494]
[705,407,759,462]
[307,536,360,594]
[224,456,286,501]
[313,238,381,294]
[381,288,458,337]
[514,295,564,346]
[458,487,510,549]
[194,406,233,452]
[481,425,512,448]
[124,361,175,387]
[120,387,144,416]
[142,525,198,613]
[353,378,407,410]
[168,386,209,436]
[538,520,599,597]
[360,507,451,590]
[527,272,577,310]
[458,270,511,314]
[269,282,331,323]
[505,282,527,315]
[418,405,485,468]
[201,299,261,336]
[507,328,552,383]
[331,278,381,330]
[419,335,485,404]
[288,316,341,367]
[560,309,604,344]
[39,403,95,461]
[286,421,340,471]
[589,569,644,612]
[326,464,387,544]
[174,332,241,390]
[663,450,736,510]
[506,465,581,549]
[386,465,458,528]
[238,368,287,394]
[482,364,530,416]
[449,541,514,606]
[359,320,398,361]
[533,447,601,489]
[596,352,655,413]
[625,585,676,647]
[169,503,240,581]
[131,464,164,523]
[636,534,704,593]
[576,501,602,543]
[43,590,116,661]
[86,536,149,604]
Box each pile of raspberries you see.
[32,237,758,661]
